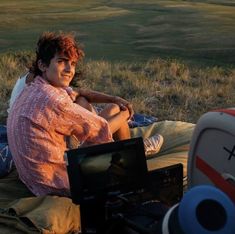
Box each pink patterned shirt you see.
[7,76,113,196]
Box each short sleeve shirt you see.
[7,76,113,196]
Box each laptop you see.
[65,137,183,233]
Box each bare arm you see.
[75,89,134,119]
[78,89,114,103]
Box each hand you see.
[113,96,134,119]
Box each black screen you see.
[80,147,145,196]
[66,137,148,204]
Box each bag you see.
[188,108,235,203]
[0,125,13,178]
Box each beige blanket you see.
[0,120,195,233]
[131,120,195,176]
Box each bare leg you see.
[99,104,131,141]
[76,97,130,141]
[113,121,130,141]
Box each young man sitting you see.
[7,31,163,196]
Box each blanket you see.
[0,120,195,233]
[131,120,195,176]
[128,113,158,128]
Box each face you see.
[40,53,77,88]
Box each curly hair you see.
[29,31,84,76]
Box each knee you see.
[106,103,120,115]
[99,103,121,119]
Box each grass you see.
[0,1,234,124]
[0,52,234,125]
[0,0,234,66]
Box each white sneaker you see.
[144,134,164,156]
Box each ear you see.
[38,60,47,73]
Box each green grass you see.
[0,0,234,66]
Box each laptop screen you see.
[66,137,148,205]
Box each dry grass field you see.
[0,52,234,125]
[0,0,234,124]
